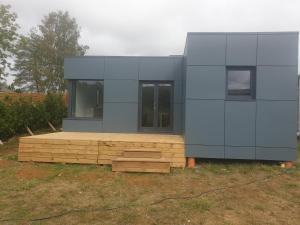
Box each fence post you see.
[26,126,34,136]
[48,121,57,131]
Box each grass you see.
[0,136,299,225]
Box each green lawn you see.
[0,135,299,225]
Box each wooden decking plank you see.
[123,150,161,159]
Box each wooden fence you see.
[0,92,68,105]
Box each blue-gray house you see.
[63,32,299,162]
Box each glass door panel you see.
[141,83,155,127]
[158,84,172,128]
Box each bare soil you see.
[16,164,51,180]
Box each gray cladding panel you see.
[226,34,257,66]
[173,103,183,134]
[174,80,183,103]
[139,57,181,80]
[225,146,255,159]
[185,100,224,145]
[104,80,138,103]
[256,101,297,148]
[256,66,298,100]
[186,34,226,65]
[173,57,183,74]
[256,147,296,161]
[63,119,103,132]
[225,101,256,146]
[103,102,138,132]
[185,145,224,158]
[104,57,139,80]
[186,66,226,99]
[257,33,298,65]
[64,57,105,79]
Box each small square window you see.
[226,67,256,100]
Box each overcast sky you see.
[3,0,300,83]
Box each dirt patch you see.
[0,147,18,157]
[125,175,157,187]
[77,172,100,183]
[16,164,51,180]
[77,171,114,184]
[0,159,14,168]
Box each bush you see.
[0,101,15,140]
[44,93,67,127]
[0,93,67,141]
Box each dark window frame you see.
[68,79,104,120]
[226,66,256,101]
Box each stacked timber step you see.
[112,149,171,173]
[18,132,186,169]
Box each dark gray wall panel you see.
[186,66,225,99]
[104,57,139,80]
[172,56,183,81]
[257,33,298,65]
[174,80,183,103]
[186,34,226,65]
[256,66,298,100]
[185,100,224,145]
[63,119,103,132]
[103,102,138,132]
[225,146,255,159]
[226,34,257,66]
[173,103,182,134]
[185,145,224,158]
[225,101,256,146]
[256,147,296,161]
[104,80,138,103]
[64,57,105,79]
[139,57,180,80]
[256,101,297,148]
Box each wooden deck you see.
[18,132,186,168]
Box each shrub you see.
[44,93,67,126]
[0,93,67,141]
[0,101,15,140]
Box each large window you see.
[71,80,103,119]
[226,67,256,100]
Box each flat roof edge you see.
[187,31,299,35]
[65,55,183,59]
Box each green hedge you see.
[0,93,67,140]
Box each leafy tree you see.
[0,4,19,80]
[14,11,88,92]
[14,30,47,92]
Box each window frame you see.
[226,66,256,101]
[68,79,104,120]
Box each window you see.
[71,80,103,119]
[226,67,256,100]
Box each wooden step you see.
[122,149,161,159]
[112,157,170,173]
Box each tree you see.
[14,11,88,92]
[14,30,46,92]
[0,4,19,80]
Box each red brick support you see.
[187,157,196,168]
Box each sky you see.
[2,0,300,83]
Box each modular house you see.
[63,32,299,162]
